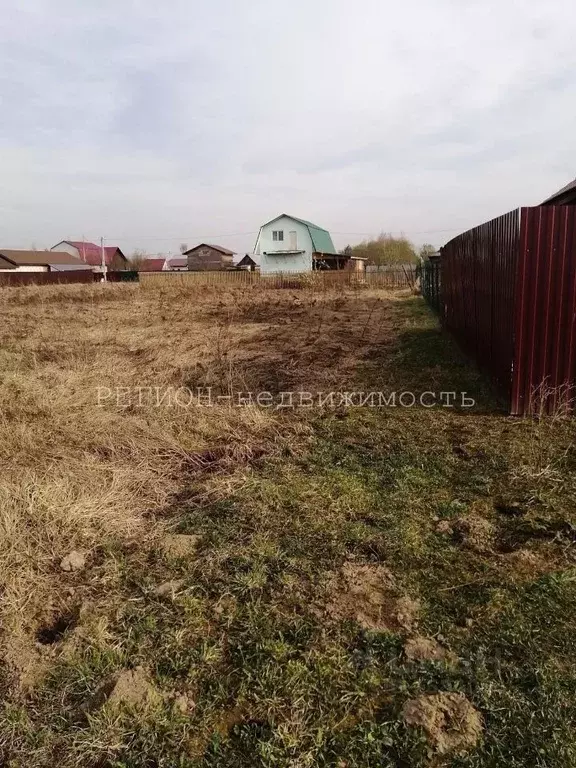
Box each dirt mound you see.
[437,515,495,553]
[404,636,457,665]
[325,562,419,632]
[454,515,495,552]
[502,548,551,581]
[159,534,202,559]
[172,692,196,715]
[403,692,483,755]
[92,667,162,711]
[2,632,50,693]
[504,548,542,569]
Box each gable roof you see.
[237,254,257,267]
[260,214,336,254]
[168,258,188,269]
[0,249,87,267]
[138,258,166,272]
[542,177,576,205]
[183,243,236,256]
[53,241,128,266]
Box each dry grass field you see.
[1,280,575,767]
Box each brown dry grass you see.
[3,280,576,768]
[0,280,404,690]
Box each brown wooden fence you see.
[441,206,576,414]
[139,268,416,290]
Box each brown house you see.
[0,249,90,272]
[183,243,236,271]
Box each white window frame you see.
[272,230,284,242]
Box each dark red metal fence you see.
[511,207,576,414]
[0,270,95,287]
[441,206,576,414]
[441,209,520,398]
[0,270,139,287]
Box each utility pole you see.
[100,236,107,282]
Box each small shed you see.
[236,254,258,271]
[183,244,236,271]
[347,255,367,273]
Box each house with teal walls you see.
[253,214,338,274]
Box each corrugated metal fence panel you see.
[0,270,95,287]
[441,209,520,397]
[511,206,576,414]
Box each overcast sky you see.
[1,0,575,257]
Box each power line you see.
[330,227,465,236]
[103,230,258,241]
[70,226,465,246]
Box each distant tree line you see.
[340,234,436,265]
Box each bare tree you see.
[129,249,148,271]
[350,233,417,265]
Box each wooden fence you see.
[0,268,415,291]
[420,259,441,312]
[139,268,416,290]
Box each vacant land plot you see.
[0,281,575,767]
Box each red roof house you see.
[50,240,128,269]
[138,258,168,272]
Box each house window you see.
[272,230,284,242]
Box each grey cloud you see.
[0,0,575,254]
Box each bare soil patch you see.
[159,533,203,559]
[404,636,457,665]
[403,692,483,755]
[325,561,419,632]
[438,514,496,553]
[92,667,162,711]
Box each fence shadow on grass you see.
[379,326,506,415]
[181,290,504,416]
[355,295,507,415]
